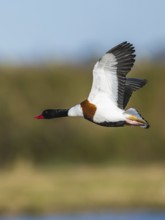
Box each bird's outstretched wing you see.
[88,41,136,109]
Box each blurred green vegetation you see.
[0,163,165,214]
[0,62,164,167]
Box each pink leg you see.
[126,118,144,126]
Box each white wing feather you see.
[88,53,118,106]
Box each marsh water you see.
[1,211,165,220]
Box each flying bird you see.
[35,41,149,129]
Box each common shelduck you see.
[35,41,150,129]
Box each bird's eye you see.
[43,110,48,116]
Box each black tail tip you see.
[143,121,150,129]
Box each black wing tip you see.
[143,79,148,86]
[106,41,135,55]
[136,78,148,88]
[132,78,148,88]
[120,41,133,47]
[109,41,136,75]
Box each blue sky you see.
[0,0,164,63]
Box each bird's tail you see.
[125,108,150,129]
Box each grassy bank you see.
[0,163,165,214]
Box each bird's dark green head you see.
[34,109,69,119]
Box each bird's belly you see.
[93,105,125,123]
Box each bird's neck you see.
[50,109,69,118]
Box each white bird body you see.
[93,102,125,123]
